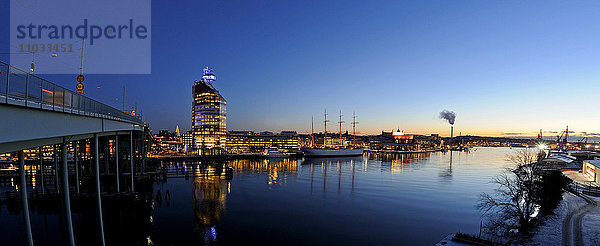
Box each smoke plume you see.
[439,110,456,125]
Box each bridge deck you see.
[0,61,145,153]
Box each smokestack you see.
[450,126,454,145]
[439,109,456,146]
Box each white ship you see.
[302,147,364,157]
[302,110,364,158]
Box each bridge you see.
[0,61,147,246]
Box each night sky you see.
[2,1,600,137]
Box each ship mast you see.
[324,109,329,147]
[311,115,315,147]
[352,112,358,146]
[339,110,344,147]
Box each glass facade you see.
[192,71,226,154]
[226,132,300,154]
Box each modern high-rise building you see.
[192,67,227,154]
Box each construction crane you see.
[556,125,569,151]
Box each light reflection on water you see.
[151,147,513,245]
[0,147,516,245]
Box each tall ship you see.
[302,110,364,157]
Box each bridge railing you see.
[0,61,143,125]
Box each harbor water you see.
[0,147,516,245]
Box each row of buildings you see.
[367,130,441,152]
[152,127,448,156]
[151,67,447,156]
[152,129,301,155]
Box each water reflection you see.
[228,159,298,186]
[368,151,432,162]
[192,168,228,244]
[301,157,363,196]
[438,151,454,183]
[368,152,432,175]
[1,148,515,245]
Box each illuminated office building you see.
[182,131,193,153]
[226,131,300,154]
[192,67,227,154]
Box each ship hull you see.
[302,147,364,157]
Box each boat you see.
[302,147,364,157]
[263,149,290,158]
[302,110,364,158]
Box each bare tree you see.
[479,148,543,239]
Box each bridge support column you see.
[130,131,135,192]
[54,145,60,194]
[62,142,75,246]
[141,132,146,174]
[19,150,34,246]
[74,142,79,194]
[94,134,106,246]
[115,134,120,193]
[39,146,45,194]
[104,138,109,175]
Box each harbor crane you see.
[556,125,569,151]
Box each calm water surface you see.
[0,147,516,245]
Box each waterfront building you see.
[393,130,412,143]
[369,129,440,151]
[368,131,395,145]
[582,160,600,184]
[153,129,182,154]
[192,67,227,155]
[226,131,300,154]
[182,131,193,153]
[541,152,576,166]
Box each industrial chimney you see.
[439,109,456,147]
[450,125,454,145]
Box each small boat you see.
[263,150,289,158]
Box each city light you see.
[2,2,600,245]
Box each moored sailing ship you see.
[302,110,364,157]
[302,147,364,157]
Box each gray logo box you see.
[10,0,151,74]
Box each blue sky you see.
[2,0,600,136]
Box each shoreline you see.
[532,191,600,245]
